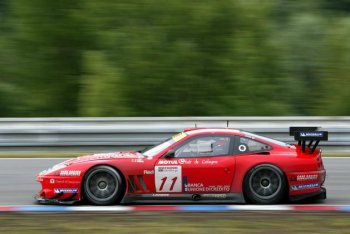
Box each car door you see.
[154,134,235,194]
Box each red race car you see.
[35,127,327,205]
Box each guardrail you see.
[0,117,349,152]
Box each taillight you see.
[320,172,326,185]
[316,152,324,169]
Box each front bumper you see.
[36,173,82,205]
[35,193,80,205]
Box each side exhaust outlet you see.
[192,194,201,201]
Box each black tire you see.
[83,165,124,205]
[243,164,286,204]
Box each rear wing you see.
[289,127,328,153]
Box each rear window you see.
[241,131,290,147]
[236,137,272,153]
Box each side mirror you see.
[164,149,175,158]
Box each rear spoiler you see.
[289,127,328,153]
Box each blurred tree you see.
[79,51,129,116]
[0,0,350,117]
[321,0,350,13]
[224,0,292,115]
[7,0,88,116]
[318,18,350,115]
[274,1,350,115]
[0,0,15,116]
[80,0,292,116]
[279,13,328,115]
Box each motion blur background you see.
[1,0,350,117]
[2,2,350,232]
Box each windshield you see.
[142,131,188,157]
[242,131,291,147]
[142,138,175,157]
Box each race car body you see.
[36,127,327,205]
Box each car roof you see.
[183,128,290,148]
[184,128,242,136]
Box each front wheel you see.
[83,165,124,205]
[243,164,286,204]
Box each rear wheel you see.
[244,164,286,204]
[83,165,123,205]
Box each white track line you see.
[323,157,350,159]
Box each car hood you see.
[64,151,145,165]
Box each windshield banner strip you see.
[172,132,188,142]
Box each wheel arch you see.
[242,162,289,203]
[81,164,127,201]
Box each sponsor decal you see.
[50,179,55,184]
[184,181,230,192]
[194,159,199,164]
[205,185,230,192]
[155,166,182,192]
[291,183,320,191]
[178,159,192,165]
[152,194,170,197]
[238,144,247,152]
[93,153,115,157]
[55,180,80,184]
[54,188,78,193]
[201,160,218,165]
[187,183,204,188]
[296,174,318,181]
[143,170,154,175]
[185,187,204,192]
[203,194,227,199]
[300,132,324,137]
[172,132,188,142]
[158,160,178,165]
[92,152,143,159]
[184,182,204,192]
[59,170,81,177]
[157,166,179,172]
[131,158,144,163]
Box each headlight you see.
[39,163,67,175]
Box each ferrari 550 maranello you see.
[36,127,328,205]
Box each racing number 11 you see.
[155,165,182,192]
[159,176,178,191]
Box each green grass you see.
[0,212,350,233]
[322,152,350,157]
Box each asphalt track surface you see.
[0,157,349,205]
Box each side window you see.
[236,137,271,153]
[175,136,231,158]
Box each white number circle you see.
[238,144,247,152]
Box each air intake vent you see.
[127,175,148,193]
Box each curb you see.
[1,205,350,212]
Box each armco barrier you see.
[0,117,349,152]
